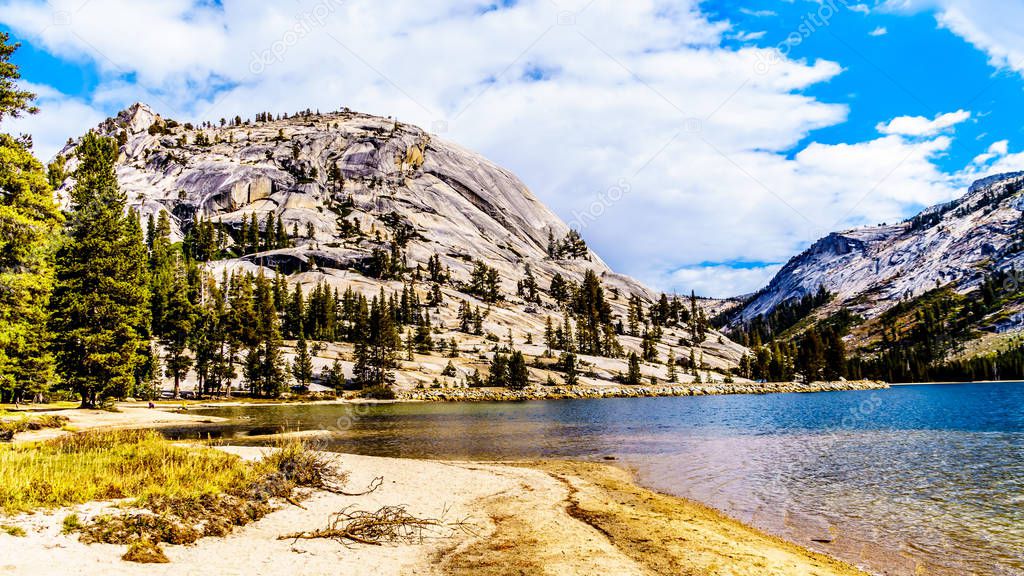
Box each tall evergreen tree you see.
[625,352,642,385]
[50,132,151,407]
[291,331,314,388]
[0,41,62,402]
[506,351,529,390]
[162,256,196,399]
[353,290,399,388]
[243,271,286,397]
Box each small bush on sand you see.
[62,514,82,534]
[122,537,169,563]
[1,524,26,537]
[359,385,396,400]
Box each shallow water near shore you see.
[173,382,1024,576]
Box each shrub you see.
[359,385,397,400]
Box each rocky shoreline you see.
[394,380,888,402]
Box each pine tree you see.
[487,353,509,387]
[0,48,62,401]
[0,33,37,122]
[321,359,346,391]
[162,255,196,399]
[50,132,151,407]
[291,331,314,388]
[415,311,433,353]
[149,210,174,335]
[506,351,529,390]
[353,291,399,389]
[667,349,678,382]
[243,271,286,397]
[626,352,642,385]
[561,352,578,386]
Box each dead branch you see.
[278,505,475,546]
[335,476,384,497]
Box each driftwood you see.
[279,505,475,546]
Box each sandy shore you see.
[4,406,227,444]
[0,446,872,576]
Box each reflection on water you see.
[174,383,1024,576]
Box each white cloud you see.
[970,139,1009,166]
[849,4,872,15]
[667,265,782,299]
[739,8,777,18]
[876,109,971,137]
[0,0,974,296]
[884,0,1024,76]
[731,30,767,42]
[4,83,106,161]
[869,26,888,36]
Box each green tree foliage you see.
[0,138,62,401]
[625,352,642,385]
[0,33,37,122]
[571,269,619,356]
[486,351,528,389]
[291,332,314,388]
[506,351,529,390]
[352,290,399,389]
[50,133,151,407]
[560,352,578,386]
[243,271,286,397]
[149,210,175,336]
[321,359,346,390]
[549,273,569,305]
[547,229,589,260]
[467,260,501,303]
[517,263,540,304]
[161,256,196,399]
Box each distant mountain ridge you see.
[731,171,1024,332]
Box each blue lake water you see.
[182,382,1024,576]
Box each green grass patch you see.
[0,430,264,514]
[1,524,26,537]
[0,414,70,442]
[0,430,353,563]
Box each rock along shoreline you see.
[393,379,889,402]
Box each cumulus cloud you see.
[876,109,971,136]
[667,265,783,300]
[869,26,888,36]
[884,0,1024,76]
[4,83,106,161]
[0,0,976,296]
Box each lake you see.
[177,382,1024,576]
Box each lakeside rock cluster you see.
[394,380,888,402]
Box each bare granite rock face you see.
[52,103,748,377]
[732,172,1024,327]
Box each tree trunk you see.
[173,373,180,400]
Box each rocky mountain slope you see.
[52,103,748,391]
[729,171,1024,341]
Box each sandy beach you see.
[0,435,872,576]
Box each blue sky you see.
[4,0,1024,297]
